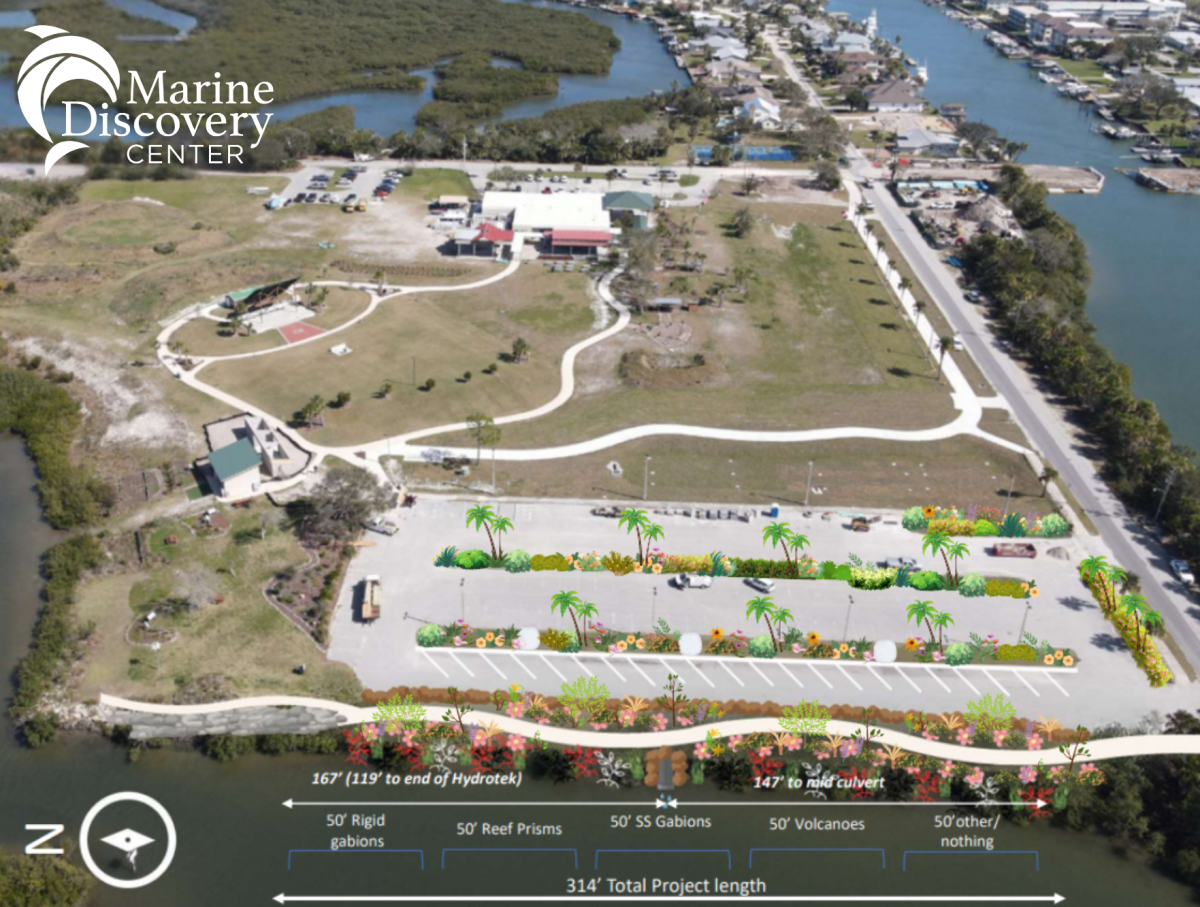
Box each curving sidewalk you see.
[99,693,1200,766]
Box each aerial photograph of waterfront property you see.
[1,0,1199,904]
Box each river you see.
[2,434,1197,902]
[832,0,1200,452]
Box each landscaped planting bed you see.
[902,504,1071,538]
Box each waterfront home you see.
[743,96,783,130]
[690,11,723,30]
[962,195,1023,239]
[865,79,925,113]
[896,128,962,157]
[837,51,886,77]
[1044,18,1115,51]
[823,32,874,54]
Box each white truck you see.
[677,572,713,589]
[362,576,382,622]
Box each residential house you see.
[823,32,873,54]
[690,11,723,30]
[1165,31,1200,53]
[865,79,925,112]
[743,96,783,130]
[837,51,886,77]
[1048,19,1114,50]
[895,127,962,157]
[962,195,1023,238]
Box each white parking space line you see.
[866,664,892,691]
[777,663,805,688]
[807,662,834,689]
[748,661,775,687]
[447,651,475,678]
[628,659,655,685]
[954,668,981,696]
[539,654,568,681]
[509,653,536,679]
[661,658,685,684]
[572,655,594,677]
[420,649,449,679]
[687,660,715,687]
[605,659,627,682]
[924,666,952,692]
[1015,671,1041,698]
[477,653,507,680]
[835,664,863,691]
[983,669,1010,697]
[719,660,746,687]
[894,666,921,692]
[1042,670,1069,697]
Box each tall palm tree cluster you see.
[1080,555,1163,655]
[618,508,665,562]
[466,504,514,561]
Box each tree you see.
[378,379,395,399]
[298,395,326,426]
[957,121,999,155]
[813,159,841,191]
[294,469,392,542]
[511,337,530,363]
[655,673,690,728]
[935,334,955,381]
[745,595,782,651]
[558,675,611,728]
[943,540,970,587]
[898,276,914,304]
[1120,593,1150,649]
[334,391,352,409]
[905,599,939,649]
[913,299,927,328]
[1039,466,1059,497]
[618,507,651,560]
[424,378,436,391]
[550,590,598,646]
[466,413,500,464]
[779,699,831,753]
[642,521,665,558]
[490,514,514,559]
[761,521,809,571]
[259,507,284,540]
[930,609,955,652]
[466,503,499,559]
[730,206,754,238]
[922,531,955,582]
[843,87,870,111]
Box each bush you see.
[997,643,1036,662]
[973,519,997,536]
[927,517,976,536]
[985,579,1027,599]
[997,513,1026,538]
[539,629,572,651]
[958,573,987,597]
[202,733,258,762]
[848,567,897,590]
[531,553,569,572]
[433,545,458,567]
[1035,513,1070,538]
[21,712,60,748]
[908,571,944,592]
[732,557,816,579]
[818,561,852,581]
[748,634,775,659]
[601,550,637,576]
[901,506,929,531]
[455,549,490,570]
[416,624,447,647]
[895,565,913,588]
[503,549,531,573]
[944,641,974,667]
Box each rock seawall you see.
[102,705,350,740]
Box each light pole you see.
[1153,466,1178,523]
[1002,475,1015,517]
[1017,602,1032,644]
[652,585,658,629]
[643,455,652,502]
[804,460,814,507]
[460,578,465,622]
[491,447,497,489]
[842,595,853,641]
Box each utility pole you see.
[460,578,465,622]
[1002,475,1015,517]
[1017,602,1032,645]
[462,135,468,173]
[1153,466,1178,523]
[804,460,814,507]
[644,455,652,502]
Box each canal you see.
[832,0,1200,451]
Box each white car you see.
[677,572,713,589]
[1171,559,1195,586]
[745,577,775,594]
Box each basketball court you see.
[279,322,327,344]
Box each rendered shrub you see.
[927,517,975,536]
[944,641,974,666]
[455,549,490,570]
[817,561,852,581]
[1035,514,1070,538]
[908,571,944,592]
[561,639,581,654]
[901,506,929,531]
[645,634,681,654]
[997,513,1026,538]
[503,549,532,573]
[973,519,997,537]
[601,551,638,576]
[570,551,604,572]
[985,579,1027,599]
[433,545,458,567]
[539,629,572,651]
[895,565,914,588]
[996,643,1036,662]
[848,567,897,590]
[416,624,447,648]
[748,634,776,659]
[532,553,568,572]
[958,573,987,597]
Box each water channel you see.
[832,0,1200,451]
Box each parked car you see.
[965,289,983,303]
[883,557,918,569]
[745,577,776,594]
[992,543,1037,559]
[850,517,871,532]
[1171,559,1195,586]
[304,193,318,203]
[292,193,306,204]
[675,573,713,589]
[364,517,399,536]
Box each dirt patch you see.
[619,350,723,390]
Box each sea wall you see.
[100,703,352,740]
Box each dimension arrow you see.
[273,895,1065,904]
[284,798,1047,809]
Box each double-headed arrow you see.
[273,896,1065,904]
[283,797,1048,809]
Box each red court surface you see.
[279,322,326,344]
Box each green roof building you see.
[602,191,655,212]
[207,438,263,499]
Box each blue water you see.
[832,0,1200,451]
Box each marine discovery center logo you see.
[18,24,273,174]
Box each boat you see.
[905,56,916,66]
[1029,59,1056,69]
[916,63,928,83]
[1140,151,1178,163]
[1038,72,1060,84]
[1101,125,1137,139]
[1096,107,1115,120]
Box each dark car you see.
[292,193,306,204]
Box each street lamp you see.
[643,455,652,502]
[460,578,465,622]
[804,460,814,507]
[1017,602,1032,644]
[842,595,854,641]
[652,585,658,628]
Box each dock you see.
[1123,168,1200,195]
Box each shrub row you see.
[1082,569,1172,687]
[730,557,814,579]
[902,506,1070,538]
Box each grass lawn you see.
[204,266,599,445]
[393,433,1057,515]
[74,503,361,703]
[171,317,287,357]
[395,168,479,202]
[424,189,957,452]
[1056,59,1108,84]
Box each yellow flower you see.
[1043,654,1054,665]
[626,634,637,645]
[475,638,487,648]
[509,683,521,693]
[923,505,936,519]
[495,637,505,647]
[839,643,850,653]
[807,632,821,645]
[1030,587,1040,598]
[1063,655,1074,667]
[905,637,919,651]
[832,651,841,660]
[634,564,643,573]
[1054,650,1064,660]
[652,564,663,574]
[1020,582,1030,591]
[636,638,646,649]
[485,632,495,642]
[712,627,725,640]
[617,640,628,651]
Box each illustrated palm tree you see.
[1038,467,1059,498]
[771,605,795,652]
[1104,565,1129,613]
[943,540,970,587]
[551,590,597,647]
[1079,554,1109,585]
[921,531,954,583]
[935,334,955,381]
[465,503,499,560]
[1119,593,1149,649]
[490,514,514,560]
[906,600,939,649]
[929,609,955,652]
[642,522,665,561]
[618,507,651,561]
[761,522,809,571]
[746,596,781,651]
[1139,608,1163,652]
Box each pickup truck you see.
[676,572,713,589]
[362,575,382,622]
[993,543,1037,559]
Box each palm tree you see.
[906,600,939,649]
[466,503,498,560]
[551,590,596,646]
[762,522,809,570]
[746,596,781,651]
[935,334,955,381]
[855,202,871,219]
[511,337,531,364]
[1119,593,1149,649]
[898,276,914,305]
[771,605,795,652]
[642,522,665,560]
[618,507,651,561]
[1079,554,1109,585]
[1039,467,1059,498]
[490,514,514,560]
[929,609,955,653]
[944,540,970,587]
[913,299,927,328]
[1139,608,1164,652]
[921,531,954,582]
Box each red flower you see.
[342,728,372,767]
[470,743,514,774]
[748,750,784,780]
[1021,785,1055,820]
[837,767,877,800]
[912,770,940,803]
[564,746,600,779]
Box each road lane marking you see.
[807,662,834,689]
[571,655,594,677]
[604,659,627,682]
[628,659,655,685]
[777,662,805,688]
[719,660,746,687]
[447,651,475,678]
[984,669,1010,697]
[687,660,715,687]
[748,661,775,687]
[508,653,537,679]
[1042,670,1069,697]
[835,664,863,691]
[539,654,568,681]
[954,668,981,696]
[866,664,892,691]
[478,652,507,680]
[420,649,449,679]
[661,657,684,684]
[924,666,951,692]
[894,666,921,692]
[1015,670,1041,698]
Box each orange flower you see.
[807,632,821,645]
[905,637,919,651]
[831,651,841,660]
[1020,582,1030,591]
[923,506,935,519]
[617,640,628,651]
[475,638,487,648]
[1062,655,1074,667]
[636,638,646,649]
[1030,587,1041,598]
[485,632,495,642]
[839,643,850,653]
[711,627,725,640]
[633,564,644,573]
[1043,654,1054,665]
[1054,650,1064,660]
[626,635,637,645]
[652,564,663,574]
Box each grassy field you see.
[74,503,361,703]
[425,190,957,451]
[203,266,599,445]
[1056,60,1109,85]
[394,169,479,202]
[393,433,1057,515]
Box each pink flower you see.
[512,637,524,650]
[785,738,802,752]
[938,759,954,779]
[965,767,985,787]
[694,743,710,759]
[453,636,466,647]
[361,724,379,741]
[1026,734,1043,751]
[1079,762,1097,774]
[650,713,668,732]
[1019,765,1037,784]
[956,728,971,745]
[729,735,743,749]
[758,746,773,758]
[678,716,694,727]
[506,734,526,752]
[608,644,620,655]
[792,642,803,654]
[932,651,945,662]
[922,730,937,741]
[816,750,830,761]
[505,702,526,718]
[992,730,1009,746]
[590,723,609,731]
[863,651,875,662]
[537,717,550,725]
